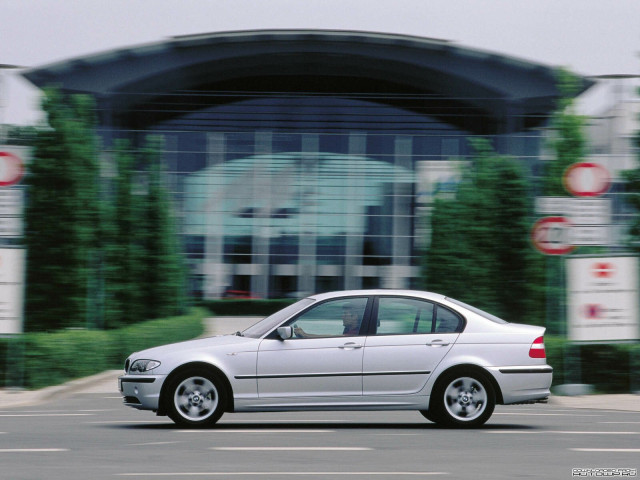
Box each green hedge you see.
[3,314,639,393]
[545,336,640,393]
[199,299,296,317]
[2,308,206,390]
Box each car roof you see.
[307,289,448,303]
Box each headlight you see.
[129,359,161,373]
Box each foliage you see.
[24,89,101,331]
[423,138,544,323]
[24,90,186,331]
[4,125,39,146]
[16,308,206,389]
[140,137,186,320]
[621,89,640,251]
[543,68,588,196]
[545,336,640,393]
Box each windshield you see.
[241,298,315,338]
[446,297,509,324]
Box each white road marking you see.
[570,448,640,453]
[127,441,184,447]
[220,420,358,424]
[0,413,93,417]
[599,421,640,424]
[86,420,170,424]
[211,447,371,451]
[0,448,68,453]
[494,413,601,417]
[487,430,640,435]
[176,429,335,434]
[116,472,449,477]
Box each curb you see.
[0,370,121,409]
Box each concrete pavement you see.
[1,316,638,411]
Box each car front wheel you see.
[165,369,227,427]
[430,371,495,428]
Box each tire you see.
[430,371,495,428]
[165,368,227,428]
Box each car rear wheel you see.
[430,371,495,428]
[166,369,226,427]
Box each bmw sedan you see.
[119,290,552,428]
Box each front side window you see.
[287,297,368,338]
[375,297,435,335]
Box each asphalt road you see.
[1,391,639,480]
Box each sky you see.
[1,0,639,125]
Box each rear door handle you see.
[339,342,363,349]
[426,339,450,347]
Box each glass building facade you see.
[24,31,572,299]
[139,92,542,299]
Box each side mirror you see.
[276,326,294,340]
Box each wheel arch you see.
[428,363,504,410]
[158,362,235,416]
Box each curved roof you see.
[22,29,590,125]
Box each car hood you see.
[130,334,256,359]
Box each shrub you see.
[12,308,206,389]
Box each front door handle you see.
[426,339,450,347]
[339,342,363,349]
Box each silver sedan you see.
[119,290,552,428]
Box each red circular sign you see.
[531,216,575,255]
[0,152,25,187]
[563,162,610,197]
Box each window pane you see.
[288,297,368,338]
[435,306,463,333]
[376,297,434,335]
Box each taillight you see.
[529,336,546,358]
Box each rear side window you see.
[375,297,435,335]
[434,305,464,333]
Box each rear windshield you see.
[446,297,509,324]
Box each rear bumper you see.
[118,374,166,411]
[487,365,553,405]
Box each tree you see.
[539,68,589,334]
[140,136,186,319]
[544,68,588,195]
[622,85,640,251]
[24,92,186,331]
[24,90,101,331]
[424,139,543,322]
[101,137,186,327]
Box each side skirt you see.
[233,394,430,412]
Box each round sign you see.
[531,216,575,255]
[0,152,25,187]
[563,162,610,197]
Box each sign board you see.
[0,151,25,187]
[531,216,575,255]
[0,248,25,334]
[567,256,639,342]
[563,162,611,197]
[569,226,611,246]
[535,197,611,225]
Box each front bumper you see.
[118,374,167,411]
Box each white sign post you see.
[567,256,639,342]
[0,248,25,334]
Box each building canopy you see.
[23,29,591,132]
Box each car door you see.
[257,296,371,398]
[362,296,462,396]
